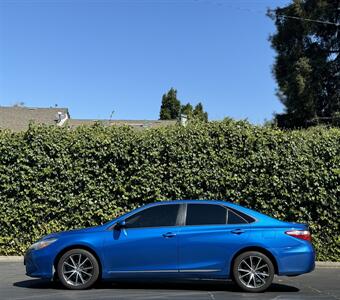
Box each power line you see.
[219,2,340,27]
[270,11,340,27]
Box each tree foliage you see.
[269,0,340,128]
[0,122,339,261]
[181,102,208,122]
[180,103,194,118]
[160,88,208,122]
[159,88,181,120]
[193,102,209,122]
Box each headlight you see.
[29,238,58,250]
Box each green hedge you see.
[0,120,339,260]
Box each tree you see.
[159,89,209,122]
[269,0,340,128]
[193,102,208,122]
[159,88,181,120]
[181,103,193,118]
[180,102,209,122]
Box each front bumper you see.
[24,248,54,279]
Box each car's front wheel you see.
[57,248,100,290]
[232,251,274,292]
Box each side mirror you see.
[114,220,126,230]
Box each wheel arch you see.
[53,244,103,279]
[230,246,279,275]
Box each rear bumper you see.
[24,249,54,279]
[275,242,315,276]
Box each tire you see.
[57,248,100,290]
[232,251,274,293]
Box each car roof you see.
[145,199,244,208]
[147,199,228,205]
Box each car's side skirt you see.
[108,269,221,274]
[180,269,220,273]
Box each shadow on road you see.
[13,279,299,293]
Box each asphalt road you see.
[0,262,339,300]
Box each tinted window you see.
[125,204,180,228]
[186,204,227,225]
[230,208,255,223]
[227,209,247,224]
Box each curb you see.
[0,256,339,267]
[315,261,340,268]
[0,256,23,262]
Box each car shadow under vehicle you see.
[13,279,299,293]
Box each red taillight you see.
[285,230,312,242]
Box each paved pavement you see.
[0,262,339,300]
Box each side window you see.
[186,204,227,225]
[125,204,180,228]
[227,209,248,224]
[231,208,255,223]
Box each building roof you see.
[67,119,177,130]
[0,106,177,131]
[0,106,69,132]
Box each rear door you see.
[178,203,250,276]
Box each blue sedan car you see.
[25,200,315,292]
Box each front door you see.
[102,204,180,276]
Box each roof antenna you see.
[109,109,115,121]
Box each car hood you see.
[41,225,105,240]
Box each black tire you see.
[232,251,274,293]
[57,248,100,290]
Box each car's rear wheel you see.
[232,251,274,292]
[57,249,99,290]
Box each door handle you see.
[231,229,246,235]
[163,232,176,238]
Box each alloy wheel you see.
[237,255,270,289]
[62,253,94,286]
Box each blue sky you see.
[0,0,290,123]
